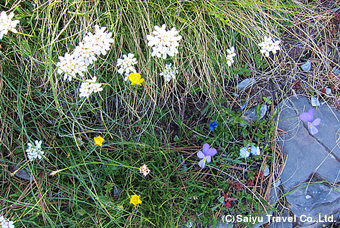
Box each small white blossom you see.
[79,76,103,97]
[226,46,236,67]
[147,24,182,59]
[0,11,19,40]
[258,36,280,57]
[56,53,87,81]
[159,63,178,82]
[139,164,150,177]
[26,140,44,161]
[116,53,137,81]
[0,216,14,228]
[84,25,114,56]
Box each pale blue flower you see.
[250,145,261,156]
[240,147,250,158]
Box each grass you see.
[1,0,339,227]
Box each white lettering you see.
[266,214,272,222]
[236,215,243,222]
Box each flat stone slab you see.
[277,95,340,226]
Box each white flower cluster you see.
[79,76,103,97]
[0,11,19,40]
[116,53,137,81]
[159,63,178,82]
[0,216,14,228]
[139,164,150,177]
[26,140,44,161]
[258,36,280,57]
[226,46,236,67]
[57,25,114,81]
[147,24,182,59]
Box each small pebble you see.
[301,60,311,72]
[311,96,320,107]
[236,78,256,90]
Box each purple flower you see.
[209,120,218,131]
[197,143,217,169]
[299,108,321,135]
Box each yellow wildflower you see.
[128,73,144,85]
[130,194,142,207]
[94,136,105,146]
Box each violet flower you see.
[197,143,217,169]
[299,108,321,135]
[209,120,218,131]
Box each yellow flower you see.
[130,194,142,207]
[94,136,105,146]
[128,73,144,85]
[118,205,124,210]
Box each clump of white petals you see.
[226,46,236,67]
[56,53,87,81]
[0,11,19,40]
[147,24,182,59]
[258,36,280,57]
[0,216,14,228]
[56,25,114,81]
[26,140,44,162]
[79,76,103,97]
[159,63,178,82]
[139,164,150,177]
[116,53,137,81]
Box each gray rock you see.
[276,95,340,227]
[310,96,320,107]
[236,78,256,90]
[213,221,233,228]
[9,166,32,181]
[243,104,267,122]
[301,60,311,72]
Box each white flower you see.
[159,63,178,82]
[226,46,236,67]
[146,24,182,59]
[258,36,280,57]
[73,41,97,66]
[57,25,113,81]
[84,25,114,56]
[56,52,87,81]
[139,164,150,177]
[26,140,44,161]
[240,147,250,159]
[0,11,20,40]
[116,53,137,81]
[79,76,103,97]
[0,216,14,228]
